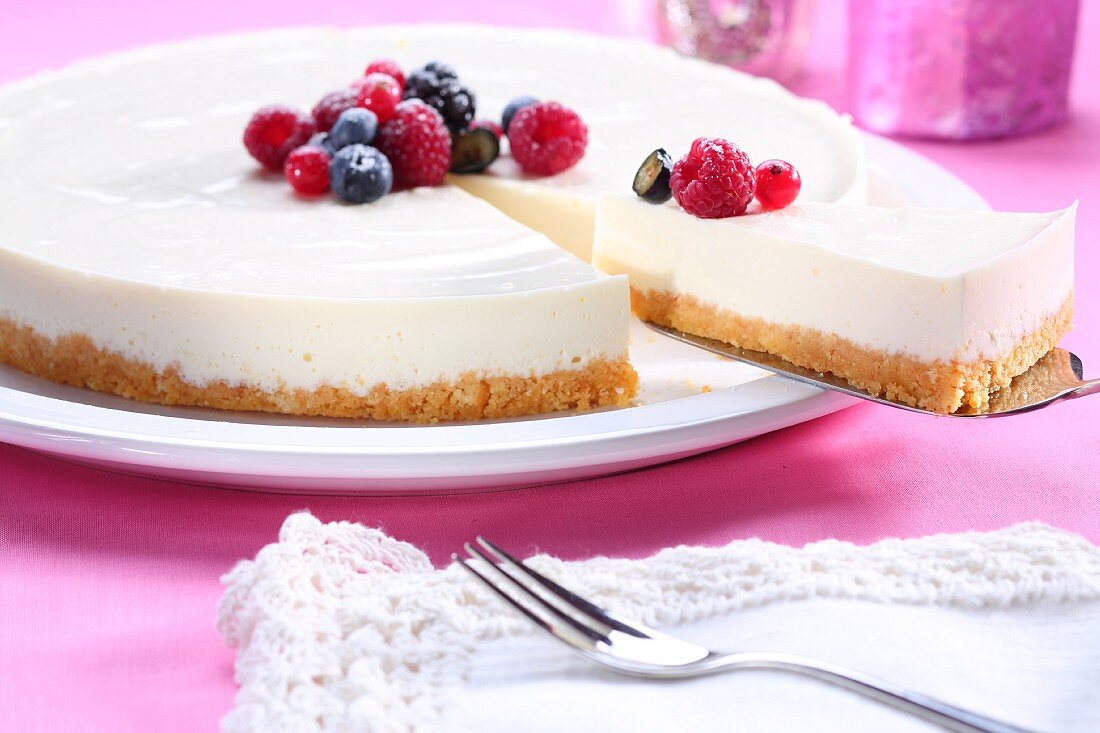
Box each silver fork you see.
[457,537,1036,733]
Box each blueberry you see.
[501,95,538,135]
[307,132,336,155]
[329,144,393,204]
[329,108,378,150]
[449,127,500,174]
[632,148,674,203]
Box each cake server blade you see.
[645,322,1100,418]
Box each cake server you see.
[458,536,1034,733]
[646,323,1100,418]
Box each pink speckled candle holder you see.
[657,0,816,84]
[848,0,1080,140]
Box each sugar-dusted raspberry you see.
[283,145,332,195]
[243,105,316,171]
[754,159,801,210]
[364,59,406,92]
[374,99,452,188]
[311,89,358,133]
[355,72,403,124]
[670,137,756,218]
[469,119,503,140]
[507,102,587,176]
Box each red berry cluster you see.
[633,136,801,218]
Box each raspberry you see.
[243,105,316,171]
[283,145,331,195]
[311,89,357,133]
[670,137,756,218]
[364,59,405,92]
[374,99,452,188]
[754,159,801,210]
[469,119,502,140]
[355,73,402,124]
[507,102,588,176]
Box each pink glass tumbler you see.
[848,0,1080,140]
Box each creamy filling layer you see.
[593,195,1075,364]
[0,243,632,393]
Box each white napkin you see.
[219,515,1100,733]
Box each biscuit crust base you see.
[631,289,1073,414]
[0,318,638,423]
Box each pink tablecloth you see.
[1,2,1098,730]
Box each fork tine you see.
[455,555,560,638]
[475,536,649,638]
[460,543,610,646]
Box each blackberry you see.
[403,62,476,134]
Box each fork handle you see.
[1071,378,1100,400]
[704,652,1035,733]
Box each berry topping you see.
[632,148,674,203]
[375,99,452,188]
[329,144,393,204]
[507,101,588,176]
[329,108,379,150]
[283,145,332,196]
[754,159,801,210]
[404,62,476,134]
[501,95,538,134]
[355,72,402,124]
[364,59,406,92]
[670,137,756,218]
[469,119,503,140]
[311,89,358,133]
[450,127,500,174]
[243,105,316,171]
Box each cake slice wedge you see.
[593,194,1075,414]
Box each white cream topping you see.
[593,195,1075,362]
[0,26,865,394]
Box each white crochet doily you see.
[218,514,1100,732]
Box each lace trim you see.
[218,514,1100,732]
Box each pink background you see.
[1,2,1098,730]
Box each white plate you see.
[0,133,988,494]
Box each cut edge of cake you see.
[594,194,1076,415]
[630,288,1072,414]
[0,317,638,423]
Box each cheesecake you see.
[0,26,866,421]
[593,195,1075,414]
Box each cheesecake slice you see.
[593,195,1075,414]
